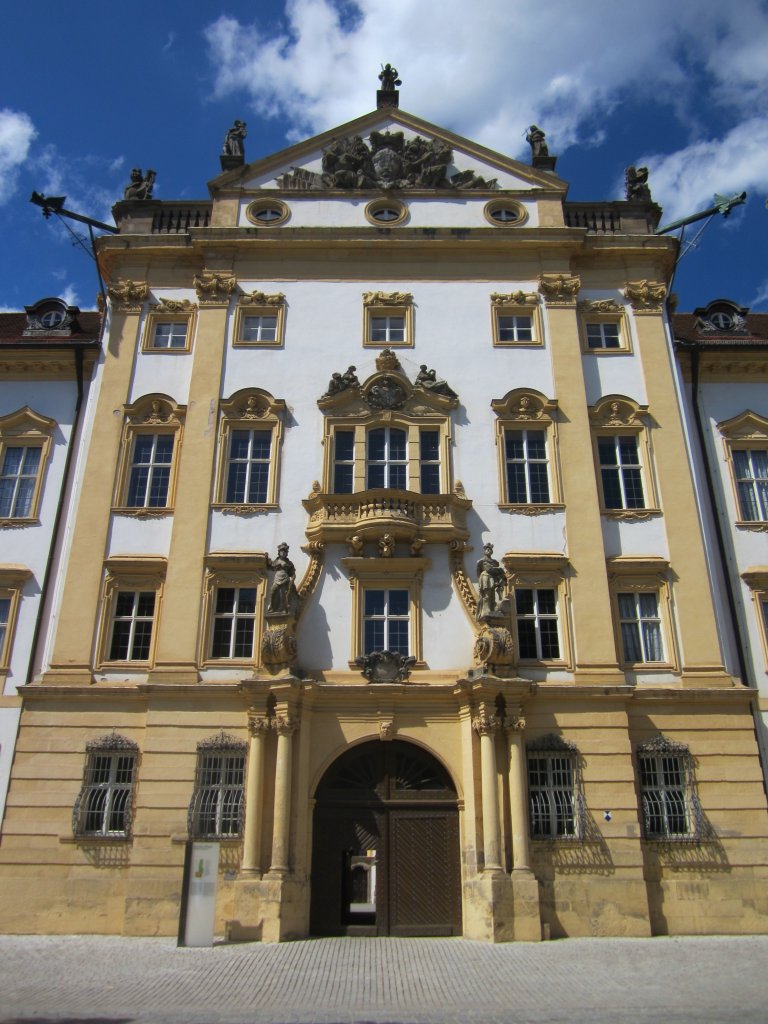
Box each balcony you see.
[564,201,661,235]
[303,487,472,544]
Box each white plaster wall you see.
[600,517,670,559]
[236,195,539,229]
[0,708,20,825]
[128,291,196,405]
[106,516,175,558]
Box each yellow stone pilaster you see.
[147,297,229,683]
[45,300,146,684]
[630,297,732,684]
[544,288,622,682]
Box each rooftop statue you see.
[415,364,458,398]
[322,365,360,398]
[525,125,549,159]
[378,63,402,92]
[123,168,156,201]
[222,120,247,157]
[625,166,653,202]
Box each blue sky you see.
[1,0,766,314]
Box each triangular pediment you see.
[209,108,566,196]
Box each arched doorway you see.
[310,740,462,936]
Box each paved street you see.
[0,933,765,1024]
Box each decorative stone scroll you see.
[363,291,413,307]
[151,298,195,313]
[624,280,667,313]
[355,649,416,683]
[539,274,580,305]
[107,279,149,312]
[491,291,539,307]
[194,270,237,305]
[238,290,285,306]
[473,624,515,674]
[577,299,622,314]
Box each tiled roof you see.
[0,311,102,345]
[673,312,768,346]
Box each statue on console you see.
[266,543,300,616]
[415,364,457,398]
[322,365,360,398]
[378,63,402,92]
[123,168,156,201]
[525,125,549,160]
[475,543,508,621]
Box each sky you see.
[1,0,766,314]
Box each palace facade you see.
[0,89,766,941]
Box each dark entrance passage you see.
[310,740,462,936]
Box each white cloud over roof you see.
[0,108,36,205]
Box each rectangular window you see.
[152,321,188,349]
[126,434,174,508]
[586,322,621,349]
[733,449,768,521]
[241,314,278,344]
[618,591,663,663]
[334,429,355,494]
[498,314,533,343]
[225,429,272,504]
[75,748,137,837]
[370,315,405,343]
[516,587,560,660]
[419,429,440,494]
[0,445,42,518]
[504,429,549,504]
[528,752,576,837]
[210,587,256,659]
[0,597,10,661]
[190,750,245,838]
[364,588,409,655]
[108,591,156,661]
[598,435,645,509]
[638,752,690,838]
[367,427,407,489]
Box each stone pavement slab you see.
[0,934,765,1024]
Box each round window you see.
[483,200,528,227]
[41,309,65,327]
[245,199,290,226]
[365,198,408,226]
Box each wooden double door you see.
[310,741,462,937]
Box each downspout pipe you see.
[685,342,751,688]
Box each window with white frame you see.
[527,737,580,838]
[585,321,621,349]
[0,408,56,523]
[364,588,410,655]
[367,427,407,489]
[115,396,184,513]
[126,433,174,508]
[233,292,286,348]
[590,397,657,516]
[490,294,541,348]
[214,389,286,509]
[72,734,139,838]
[504,429,550,504]
[188,735,246,839]
[492,390,562,510]
[0,567,30,671]
[151,321,188,349]
[515,587,560,660]
[618,591,664,663]
[740,568,768,672]
[637,736,698,840]
[0,598,9,659]
[225,429,272,504]
[597,435,645,510]
[108,591,156,661]
[732,449,768,522]
[331,424,445,495]
[210,586,257,659]
[362,291,413,348]
[333,429,355,493]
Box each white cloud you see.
[0,108,37,204]
[204,0,768,160]
[60,284,81,308]
[636,118,768,223]
[31,144,120,231]
[750,279,768,311]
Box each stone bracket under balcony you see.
[303,487,472,545]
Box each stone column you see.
[268,714,299,875]
[241,714,269,876]
[473,713,502,872]
[506,714,532,872]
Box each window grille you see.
[527,735,582,839]
[637,735,700,840]
[188,732,247,839]
[72,733,139,838]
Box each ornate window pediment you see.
[213,388,286,513]
[114,395,186,516]
[718,411,768,529]
[491,390,563,512]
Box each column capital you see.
[274,714,299,736]
[247,713,270,737]
[472,713,499,737]
[504,714,526,733]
